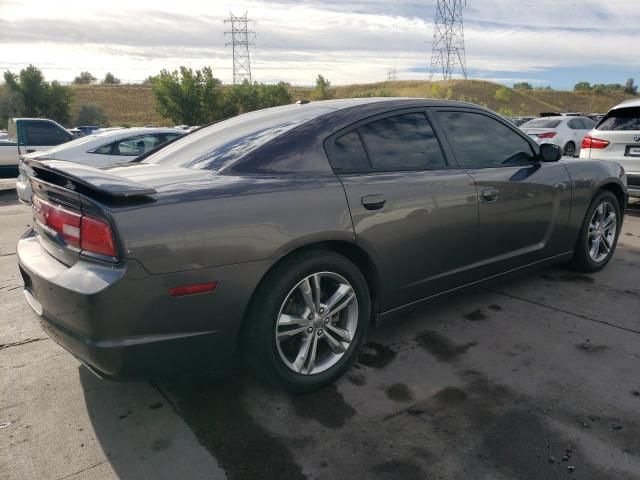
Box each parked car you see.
[520,116,596,157]
[580,99,640,198]
[0,118,73,178]
[508,116,535,127]
[17,99,626,392]
[16,127,185,203]
[76,125,102,136]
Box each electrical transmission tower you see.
[224,12,255,84]
[428,0,468,81]
[387,67,397,81]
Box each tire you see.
[243,249,371,393]
[564,141,576,157]
[570,190,621,273]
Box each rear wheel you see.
[564,141,576,157]
[571,190,621,272]
[243,250,370,393]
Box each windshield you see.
[521,118,562,129]
[597,107,640,131]
[142,104,332,172]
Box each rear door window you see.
[112,135,163,156]
[567,119,583,130]
[597,107,640,131]
[438,111,535,168]
[358,113,447,170]
[330,131,370,171]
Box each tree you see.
[625,78,638,95]
[102,72,121,85]
[0,85,24,129]
[75,104,108,125]
[152,66,223,125]
[513,82,533,90]
[313,74,332,100]
[430,83,442,99]
[494,86,512,103]
[573,81,592,92]
[3,65,73,125]
[73,71,97,85]
[221,82,292,118]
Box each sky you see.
[0,0,639,90]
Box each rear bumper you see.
[17,229,271,380]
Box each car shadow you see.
[0,188,20,206]
[627,199,640,218]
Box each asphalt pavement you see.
[1,181,639,480]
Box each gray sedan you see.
[17,98,627,392]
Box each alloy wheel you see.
[587,201,617,263]
[275,272,359,375]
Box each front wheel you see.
[243,250,370,393]
[571,190,621,273]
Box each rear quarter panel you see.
[112,173,355,274]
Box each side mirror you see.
[540,143,562,162]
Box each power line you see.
[429,0,468,82]
[224,12,255,84]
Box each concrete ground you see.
[1,179,639,480]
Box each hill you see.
[70,80,636,126]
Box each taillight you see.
[536,132,557,139]
[32,196,117,259]
[582,135,610,149]
[81,216,116,257]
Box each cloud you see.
[0,0,638,88]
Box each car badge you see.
[634,135,640,142]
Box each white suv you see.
[580,99,640,197]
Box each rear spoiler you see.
[25,159,156,198]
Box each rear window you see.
[597,107,640,131]
[521,118,562,129]
[143,105,329,172]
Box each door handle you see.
[481,187,499,203]
[361,194,386,211]
[26,149,35,153]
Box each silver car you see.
[16,127,184,203]
[521,116,596,157]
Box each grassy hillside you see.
[69,80,636,127]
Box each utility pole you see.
[428,0,468,81]
[224,12,255,84]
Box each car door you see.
[325,109,479,311]
[434,109,573,277]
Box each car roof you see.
[610,98,640,111]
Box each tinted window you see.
[598,107,640,131]
[439,111,535,168]
[567,119,582,130]
[330,131,370,171]
[582,118,596,129]
[521,118,561,129]
[25,121,70,146]
[144,105,324,172]
[358,113,446,170]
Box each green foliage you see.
[76,104,109,126]
[152,66,223,125]
[573,81,592,92]
[494,86,512,103]
[313,74,332,100]
[3,65,73,125]
[220,82,292,118]
[0,85,24,129]
[625,78,638,95]
[593,84,606,94]
[152,66,292,125]
[445,87,454,100]
[102,72,121,85]
[430,83,442,99]
[513,82,533,90]
[498,107,514,116]
[73,71,96,85]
